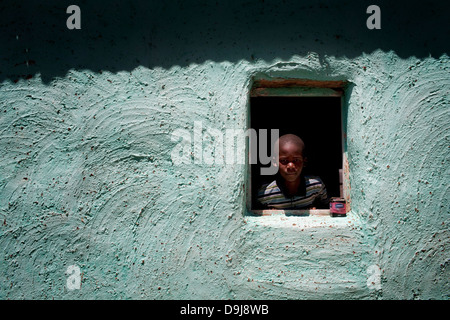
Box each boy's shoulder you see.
[304,175,324,185]
[257,180,280,196]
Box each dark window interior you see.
[250,96,343,210]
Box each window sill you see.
[244,210,359,230]
[250,209,334,217]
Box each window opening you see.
[248,78,348,217]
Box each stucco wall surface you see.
[0,0,449,300]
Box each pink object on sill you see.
[330,197,346,216]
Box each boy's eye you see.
[279,158,303,165]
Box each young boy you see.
[257,134,329,210]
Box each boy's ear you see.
[271,156,278,167]
[303,156,308,167]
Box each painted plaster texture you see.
[0,0,449,299]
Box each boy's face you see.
[277,142,305,183]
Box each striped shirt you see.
[257,175,329,210]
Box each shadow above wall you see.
[1,0,449,83]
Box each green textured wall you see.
[1,0,449,300]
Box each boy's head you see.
[275,134,306,183]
